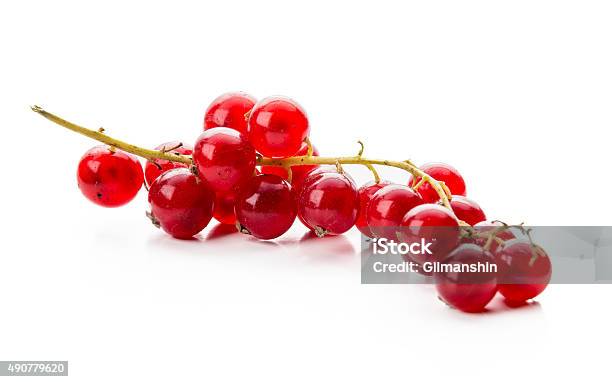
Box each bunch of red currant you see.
[35,92,552,313]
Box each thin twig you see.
[32,106,453,209]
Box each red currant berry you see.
[204,92,257,134]
[495,240,552,303]
[144,141,193,187]
[193,127,256,193]
[409,163,466,203]
[434,243,498,313]
[258,165,287,181]
[213,192,237,225]
[298,172,359,236]
[463,221,516,253]
[292,166,337,197]
[248,96,309,157]
[260,142,320,186]
[77,146,144,207]
[398,204,460,266]
[474,221,516,241]
[292,166,338,229]
[450,195,486,226]
[356,180,392,238]
[366,185,424,239]
[148,168,215,239]
[235,174,296,240]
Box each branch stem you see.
[259,156,451,208]
[32,106,452,209]
[31,105,192,165]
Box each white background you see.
[1,0,611,380]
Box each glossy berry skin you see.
[77,146,144,207]
[298,172,359,236]
[193,127,256,193]
[148,168,215,239]
[235,174,296,240]
[248,96,309,158]
[144,141,193,187]
[398,204,461,265]
[204,92,257,135]
[450,195,486,226]
[434,244,498,313]
[213,192,237,225]
[495,240,552,302]
[409,163,467,203]
[293,166,339,229]
[356,180,392,238]
[366,185,424,239]
[260,142,320,186]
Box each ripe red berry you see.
[204,92,257,134]
[148,168,215,239]
[260,141,320,186]
[213,192,237,225]
[409,163,466,203]
[258,165,288,182]
[356,180,392,238]
[366,184,424,239]
[398,204,460,266]
[77,146,144,207]
[450,195,486,226]
[298,172,359,236]
[434,244,498,313]
[292,166,338,229]
[193,127,256,193]
[495,240,552,303]
[235,174,297,240]
[144,141,193,187]
[463,221,516,253]
[248,96,309,158]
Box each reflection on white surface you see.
[146,223,357,261]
